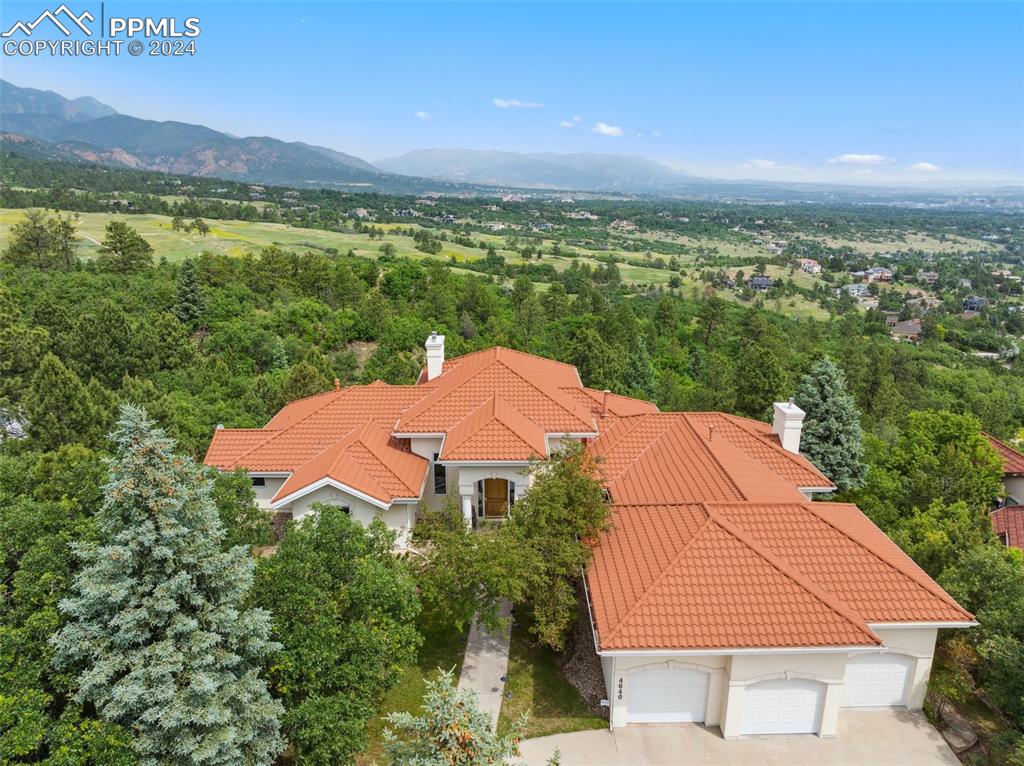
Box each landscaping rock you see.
[936,700,979,754]
[561,590,609,719]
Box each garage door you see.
[842,654,912,708]
[741,679,823,735]
[627,667,709,723]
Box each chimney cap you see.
[334,378,341,391]
[216,423,224,430]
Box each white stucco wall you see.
[866,626,939,709]
[283,486,417,547]
[1004,476,1024,504]
[250,476,286,509]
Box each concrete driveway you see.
[518,710,960,766]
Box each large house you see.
[985,433,1024,550]
[205,334,974,739]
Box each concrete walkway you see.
[518,709,959,766]
[457,600,513,731]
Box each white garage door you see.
[842,654,912,708]
[627,667,709,723]
[741,679,823,735]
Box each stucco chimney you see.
[601,389,610,418]
[772,398,805,454]
[425,332,445,381]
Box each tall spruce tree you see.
[51,405,284,766]
[23,352,95,451]
[174,259,206,328]
[794,358,868,490]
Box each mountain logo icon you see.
[2,4,94,37]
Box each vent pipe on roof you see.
[334,378,341,391]
[425,332,446,381]
[601,389,610,418]
[772,397,805,454]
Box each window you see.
[251,477,266,487]
[433,453,447,495]
[508,481,516,507]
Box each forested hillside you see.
[2,201,1023,764]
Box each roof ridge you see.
[705,505,881,645]
[238,386,357,463]
[602,511,716,644]
[678,415,749,501]
[331,441,390,501]
[601,413,681,482]
[797,502,975,621]
[492,357,595,431]
[710,412,833,487]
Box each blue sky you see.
[2,1,1022,185]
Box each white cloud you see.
[651,130,662,137]
[636,132,644,139]
[415,111,437,122]
[739,158,804,171]
[493,98,544,109]
[908,161,942,173]
[827,153,896,165]
[559,116,582,128]
[592,122,623,137]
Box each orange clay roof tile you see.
[440,395,548,461]
[271,422,427,506]
[984,433,1024,476]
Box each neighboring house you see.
[963,295,988,312]
[748,275,773,291]
[844,283,871,298]
[866,266,894,282]
[991,506,1024,550]
[890,319,922,341]
[984,432,1024,505]
[918,271,939,285]
[796,258,822,274]
[205,335,974,739]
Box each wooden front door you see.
[484,478,508,518]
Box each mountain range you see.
[0,79,701,194]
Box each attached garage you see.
[741,679,824,735]
[627,667,709,723]
[842,654,912,708]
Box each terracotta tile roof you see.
[562,387,661,419]
[440,395,548,461]
[713,502,973,623]
[687,412,833,488]
[588,414,810,504]
[271,422,427,507]
[434,346,582,388]
[264,388,340,429]
[205,428,281,469]
[220,382,430,471]
[589,503,882,650]
[984,433,1024,476]
[396,348,596,435]
[588,501,972,651]
[991,505,1024,549]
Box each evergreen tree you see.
[96,221,154,273]
[51,406,285,766]
[622,335,655,399]
[23,352,95,451]
[174,258,206,327]
[2,208,57,269]
[383,670,525,766]
[794,358,868,490]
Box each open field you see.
[810,231,998,255]
[0,207,831,317]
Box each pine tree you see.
[174,258,206,327]
[23,352,95,451]
[795,358,868,490]
[383,670,525,766]
[96,221,154,273]
[1,208,57,269]
[51,405,285,766]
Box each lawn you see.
[497,610,607,740]
[357,607,469,765]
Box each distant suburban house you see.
[748,275,773,291]
[205,337,973,738]
[610,219,638,232]
[918,271,939,285]
[844,283,871,298]
[963,296,988,312]
[890,319,923,341]
[720,277,736,289]
[866,266,894,283]
[796,258,822,274]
